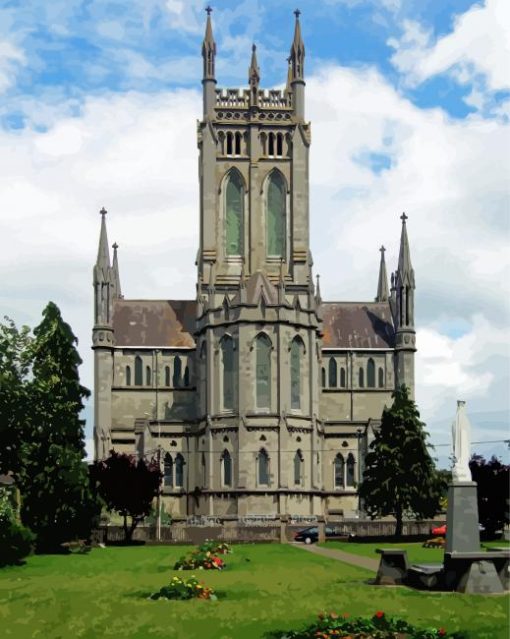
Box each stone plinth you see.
[445,482,480,554]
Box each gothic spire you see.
[112,242,122,299]
[397,212,415,287]
[289,8,305,82]
[96,207,110,272]
[202,6,216,82]
[375,245,389,302]
[249,44,260,87]
[315,273,322,305]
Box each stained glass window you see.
[226,171,243,256]
[367,358,375,388]
[291,338,304,409]
[175,454,184,487]
[221,336,235,410]
[334,454,344,488]
[258,449,269,485]
[328,358,337,388]
[222,450,232,486]
[256,334,272,409]
[266,172,286,257]
[164,453,173,487]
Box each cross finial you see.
[294,8,301,19]
[100,207,107,218]
[112,242,118,250]
[400,211,408,222]
[205,5,212,15]
[380,245,385,254]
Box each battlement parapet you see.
[215,88,292,110]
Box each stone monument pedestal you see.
[445,482,480,553]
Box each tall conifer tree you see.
[359,385,442,537]
[19,302,98,550]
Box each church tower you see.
[194,9,323,516]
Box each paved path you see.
[293,543,379,572]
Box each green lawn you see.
[321,539,510,565]
[0,544,508,639]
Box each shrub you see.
[150,575,216,600]
[271,611,468,639]
[0,489,34,567]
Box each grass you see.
[321,539,510,565]
[0,544,507,639]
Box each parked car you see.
[293,526,338,544]
[430,523,485,536]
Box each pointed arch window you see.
[321,367,326,388]
[294,449,304,485]
[146,366,151,386]
[221,335,235,410]
[164,453,173,487]
[173,356,182,387]
[378,367,384,388]
[255,334,272,409]
[126,366,131,386]
[358,367,364,388]
[234,131,242,155]
[201,452,206,486]
[221,449,232,487]
[175,453,184,488]
[225,170,244,256]
[328,358,337,388]
[165,366,170,387]
[367,358,375,388]
[276,133,283,156]
[226,132,233,156]
[340,367,346,388]
[346,453,356,487]
[290,337,304,410]
[266,171,286,257]
[334,453,345,488]
[258,448,269,485]
[134,356,143,386]
[184,366,190,387]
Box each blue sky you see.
[0,0,509,466]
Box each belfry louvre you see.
[92,11,416,518]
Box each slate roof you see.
[112,299,196,348]
[321,302,395,349]
[111,298,395,350]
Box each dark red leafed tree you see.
[91,450,162,543]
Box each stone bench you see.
[375,548,409,585]
[444,551,509,593]
[407,563,444,590]
[488,547,510,590]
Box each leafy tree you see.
[469,454,509,537]
[358,385,442,537]
[91,450,162,543]
[18,302,99,551]
[0,318,32,476]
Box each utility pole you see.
[155,349,161,542]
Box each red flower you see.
[375,611,385,619]
[438,629,446,637]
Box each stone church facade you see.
[92,12,416,518]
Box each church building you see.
[92,10,416,518]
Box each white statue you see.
[451,400,472,482]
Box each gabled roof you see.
[232,270,279,306]
[321,302,395,349]
[112,299,196,348]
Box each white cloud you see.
[0,59,508,457]
[0,40,25,93]
[389,0,510,95]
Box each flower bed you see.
[272,611,468,639]
[150,575,216,600]
[198,540,232,555]
[174,549,226,570]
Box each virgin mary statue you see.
[451,400,472,482]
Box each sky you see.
[0,0,509,468]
